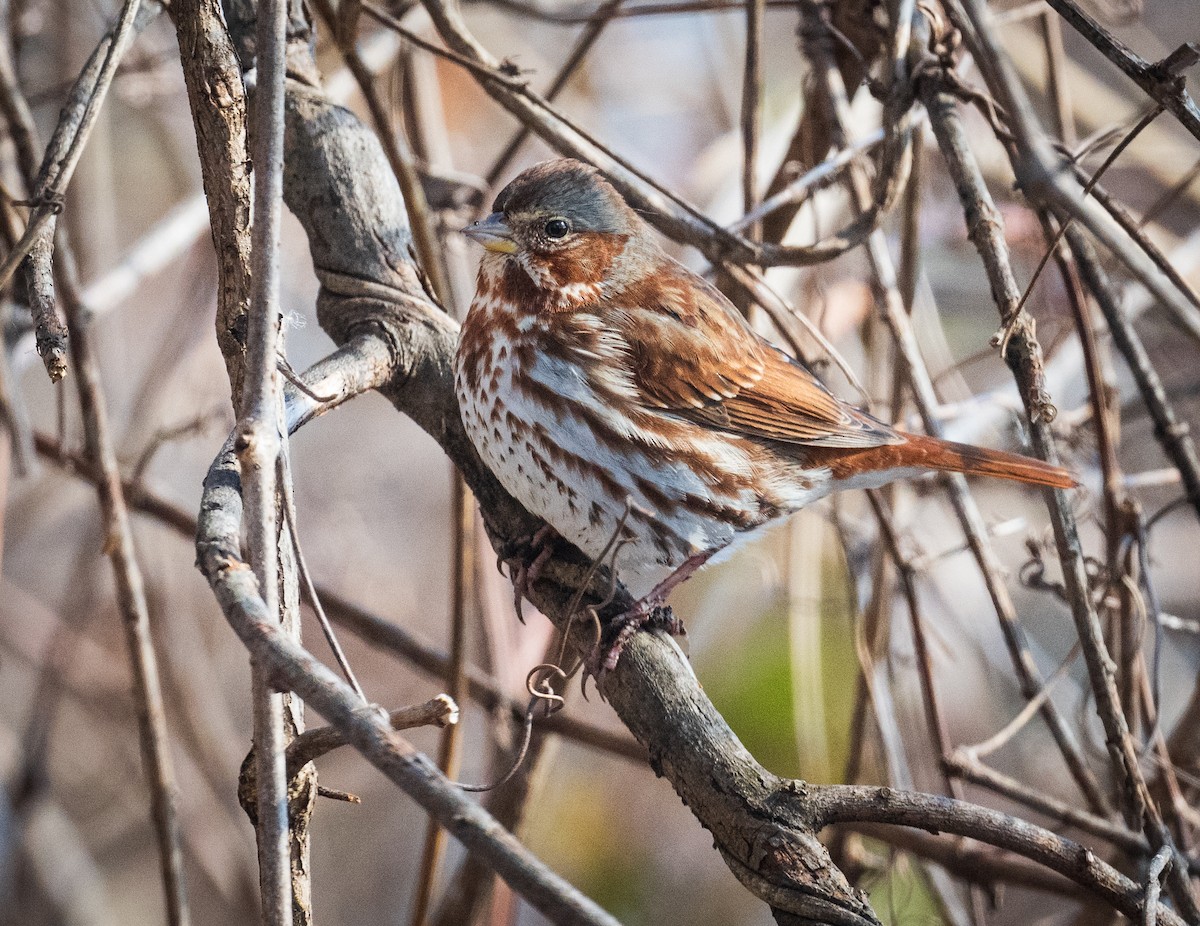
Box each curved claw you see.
[512,562,528,624]
[507,524,559,624]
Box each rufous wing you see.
[611,259,899,449]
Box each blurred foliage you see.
[863,852,943,926]
[702,608,801,777]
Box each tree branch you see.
[196,438,623,926]
[169,0,254,398]
[1043,0,1200,145]
[809,785,1186,926]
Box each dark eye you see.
[543,218,570,239]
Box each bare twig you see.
[967,645,1080,760]
[741,0,764,240]
[1144,845,1173,926]
[130,410,223,487]
[810,786,1187,926]
[285,695,459,775]
[1035,208,1137,731]
[944,750,1153,859]
[1040,10,1076,148]
[729,123,900,233]
[0,0,156,352]
[866,484,986,925]
[240,0,292,920]
[1043,0,1200,144]
[933,44,1141,788]
[19,222,68,382]
[896,118,922,314]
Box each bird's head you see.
[463,159,652,306]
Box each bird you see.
[454,158,1074,669]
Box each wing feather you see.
[605,261,899,449]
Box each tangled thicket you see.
[1,1,1199,925]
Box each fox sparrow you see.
[455,159,1073,668]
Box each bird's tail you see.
[899,433,1077,489]
[798,432,1077,490]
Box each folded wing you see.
[609,261,899,449]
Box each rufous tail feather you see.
[810,433,1077,489]
[900,434,1077,489]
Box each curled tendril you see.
[1021,537,1107,603]
[1037,396,1059,423]
[526,663,567,714]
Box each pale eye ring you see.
[543,218,570,239]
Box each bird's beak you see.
[462,213,518,253]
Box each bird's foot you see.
[503,524,559,623]
[590,599,686,676]
[585,549,713,676]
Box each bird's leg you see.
[598,549,713,672]
[507,523,559,623]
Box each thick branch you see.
[169,0,254,399]
[809,786,1186,926]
